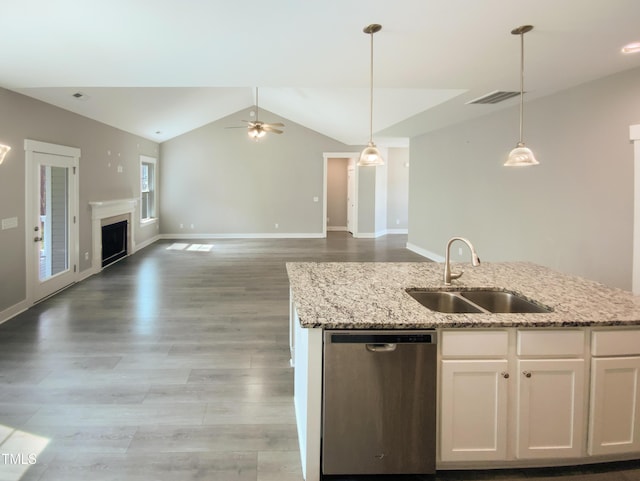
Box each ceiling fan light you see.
[505,142,539,166]
[0,144,10,165]
[622,42,640,54]
[358,142,384,166]
[248,127,265,139]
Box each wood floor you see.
[1,233,639,481]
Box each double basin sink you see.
[406,288,553,314]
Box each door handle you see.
[366,343,397,352]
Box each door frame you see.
[632,124,640,294]
[323,152,359,238]
[24,139,80,304]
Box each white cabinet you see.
[589,330,640,456]
[516,358,585,459]
[441,360,509,461]
[515,330,586,460]
[441,329,587,464]
[440,330,510,462]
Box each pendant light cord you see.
[518,31,524,145]
[369,30,374,144]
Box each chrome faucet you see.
[444,237,481,285]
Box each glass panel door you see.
[38,164,70,282]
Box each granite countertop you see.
[286,261,640,329]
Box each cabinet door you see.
[589,356,640,455]
[516,359,585,459]
[441,359,509,461]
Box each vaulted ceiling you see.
[2,0,640,145]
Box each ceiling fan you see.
[228,87,285,139]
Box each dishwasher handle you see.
[366,343,397,352]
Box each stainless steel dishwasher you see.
[322,330,437,476]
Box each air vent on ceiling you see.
[72,92,89,100]
[466,90,520,105]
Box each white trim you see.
[89,198,137,274]
[322,155,327,238]
[24,139,80,305]
[0,299,29,326]
[327,226,348,232]
[386,228,408,234]
[324,152,359,238]
[135,234,161,252]
[159,233,325,240]
[24,139,80,158]
[631,124,640,294]
[406,242,444,262]
[139,154,158,223]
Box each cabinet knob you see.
[34,236,43,242]
[523,371,532,378]
[501,371,510,379]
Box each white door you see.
[25,140,80,303]
[516,358,585,459]
[347,167,356,234]
[440,359,509,462]
[589,356,640,455]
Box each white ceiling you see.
[2,0,640,145]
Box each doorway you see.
[323,152,358,238]
[25,140,80,303]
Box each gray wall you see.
[327,158,348,229]
[387,148,409,230]
[408,67,640,290]
[159,108,350,236]
[0,88,159,313]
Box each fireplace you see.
[89,199,136,274]
[101,220,128,267]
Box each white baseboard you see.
[0,299,29,326]
[356,229,408,238]
[135,234,161,252]
[406,242,444,262]
[159,233,325,240]
[327,226,347,232]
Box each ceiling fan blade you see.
[265,122,284,127]
[225,126,248,129]
[263,126,283,134]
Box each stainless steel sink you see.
[406,288,553,314]
[406,289,482,313]
[460,290,552,313]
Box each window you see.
[140,156,157,222]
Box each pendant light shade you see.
[505,25,539,167]
[358,24,384,167]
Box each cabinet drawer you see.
[592,329,640,356]
[517,329,585,357]
[442,330,509,358]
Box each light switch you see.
[313,196,319,202]
[1,217,18,230]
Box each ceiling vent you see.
[72,92,89,101]
[466,90,520,105]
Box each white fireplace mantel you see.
[90,198,137,273]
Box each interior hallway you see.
[1,233,639,480]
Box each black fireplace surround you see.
[102,220,128,267]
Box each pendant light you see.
[358,24,384,167]
[505,25,539,167]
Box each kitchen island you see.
[287,261,640,480]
